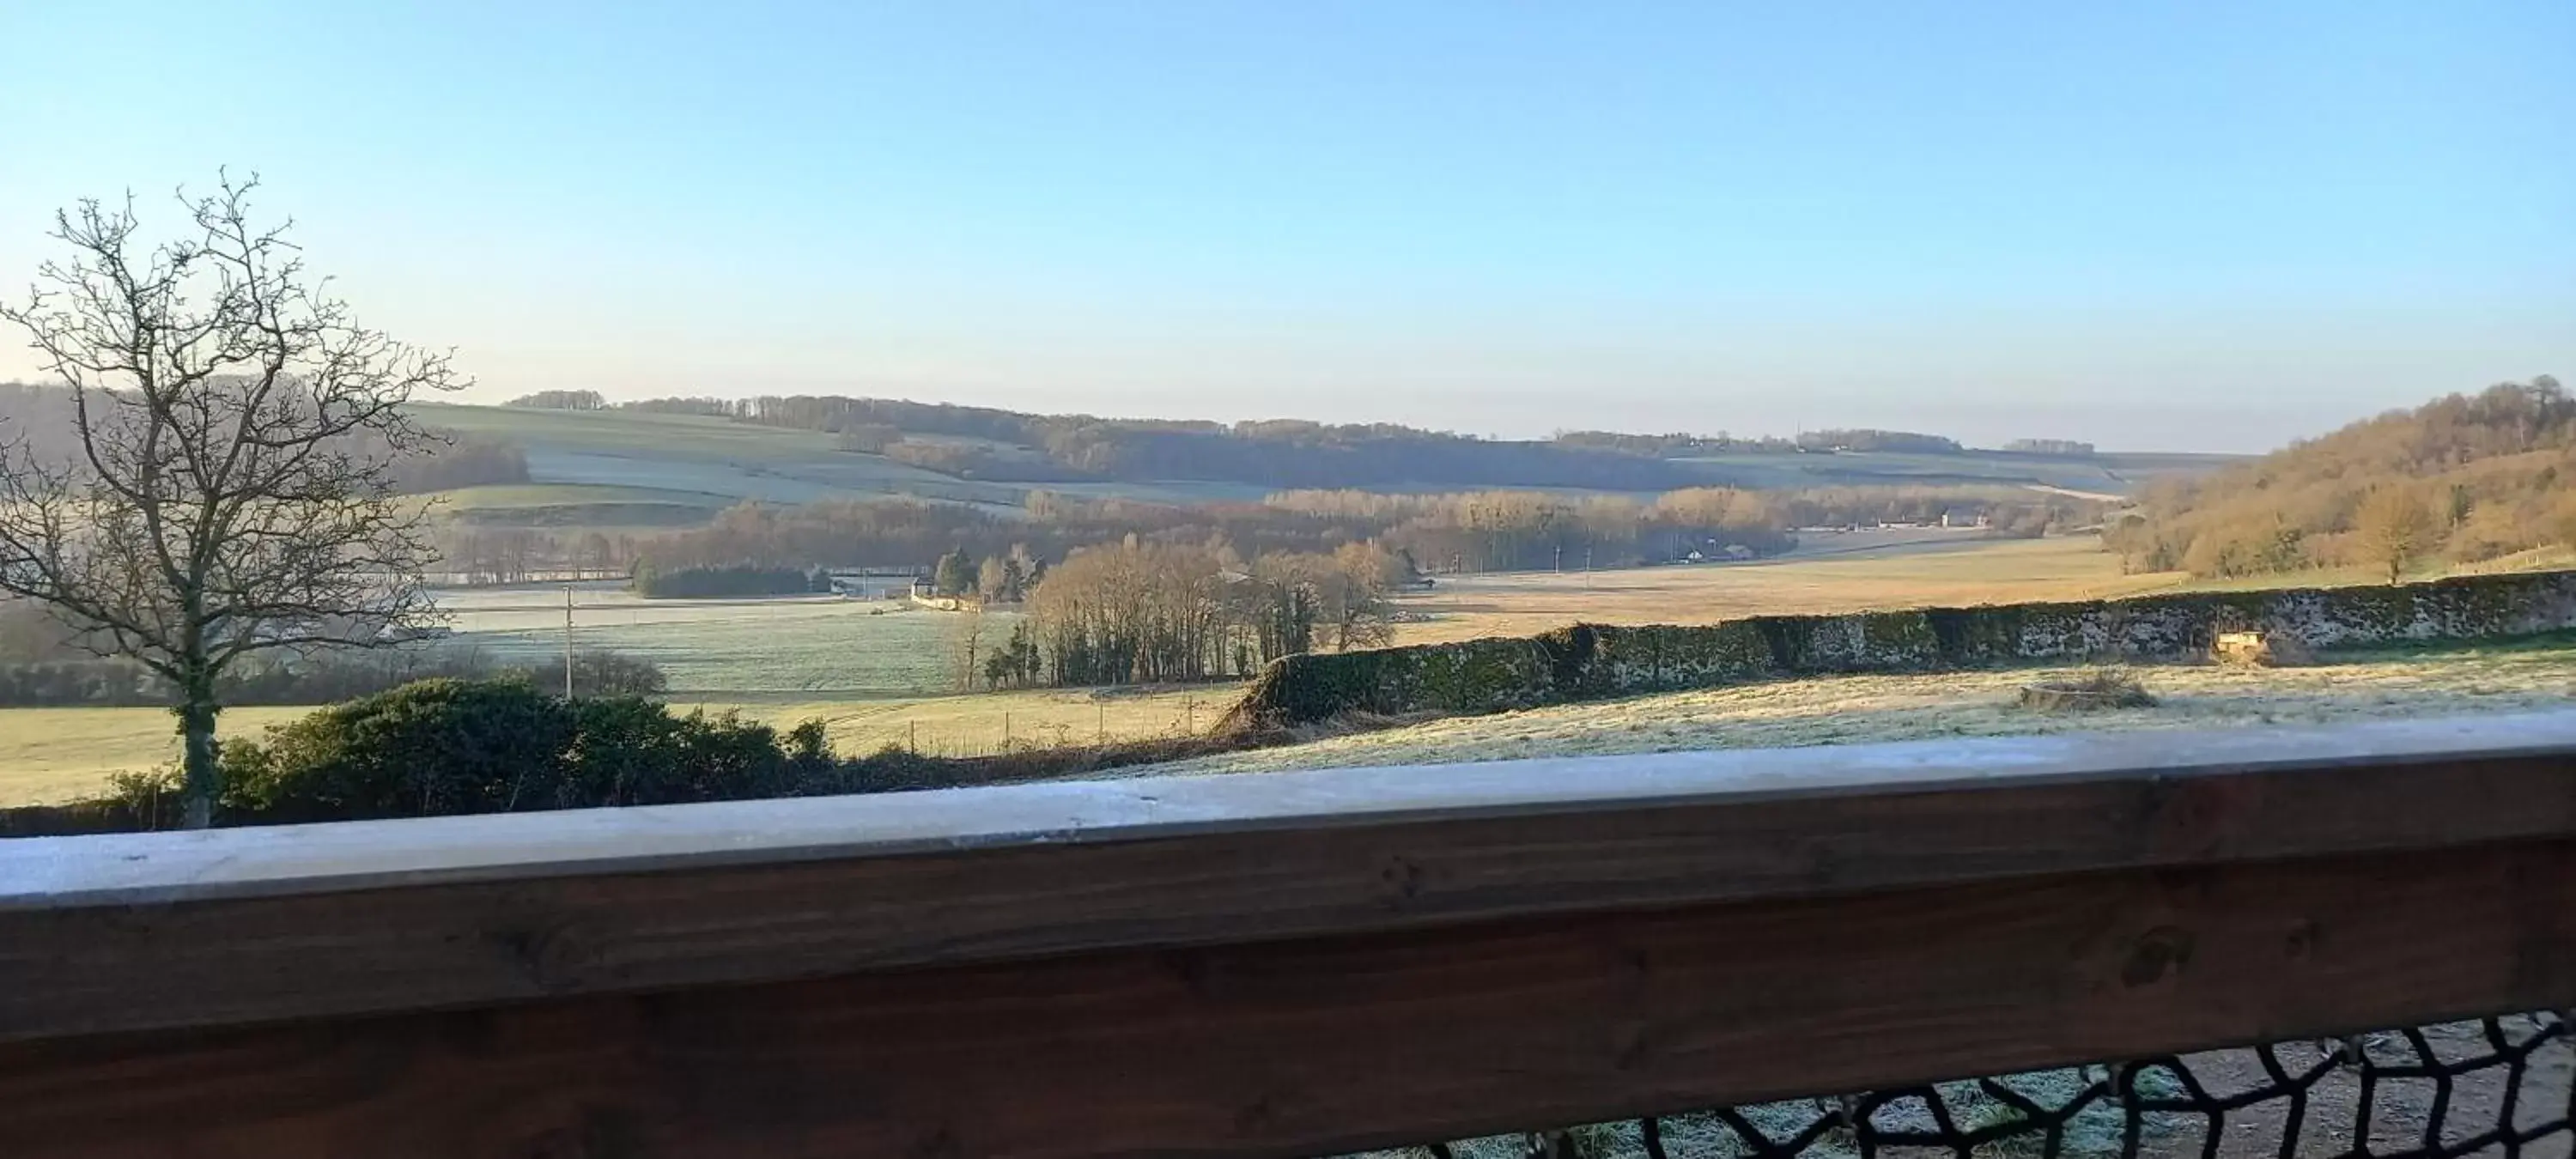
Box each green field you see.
[430,582,1012,695]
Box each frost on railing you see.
[1364,1015,2573,1159]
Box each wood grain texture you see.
[6,839,2573,1159]
[15,710,2575,910]
[8,713,2576,1042]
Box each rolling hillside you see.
[410,399,2226,531]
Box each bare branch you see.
[0,173,467,825]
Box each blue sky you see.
[2,2,2568,452]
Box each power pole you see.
[562,586,575,699]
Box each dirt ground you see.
[2152,1019,2574,1159]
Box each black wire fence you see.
[1348,1013,2572,1159]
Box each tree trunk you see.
[176,690,221,829]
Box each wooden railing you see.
[4,711,2576,1157]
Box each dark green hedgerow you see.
[1225,568,2576,728]
[0,677,1295,836]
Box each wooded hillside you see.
[2105,377,2571,579]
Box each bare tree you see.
[2353,487,2438,586]
[948,608,986,693]
[0,175,461,826]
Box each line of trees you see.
[1795,428,1965,455]
[504,390,606,410]
[2002,438,2097,457]
[1551,430,1801,457]
[440,529,637,585]
[629,562,831,598]
[993,539,1406,689]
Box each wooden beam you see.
[6,839,2572,1158]
[7,712,2576,1042]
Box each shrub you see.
[519,648,671,697]
[216,677,840,823]
[106,768,185,832]
[221,679,581,822]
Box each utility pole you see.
[562,586,575,699]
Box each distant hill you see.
[442,391,2209,507]
[2105,376,2570,578]
[3,384,2232,534]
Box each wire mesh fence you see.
[1346,1013,2571,1159]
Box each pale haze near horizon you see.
[1,3,2568,454]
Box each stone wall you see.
[1223,570,2576,729]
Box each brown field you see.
[1389,533,2182,645]
[1388,535,2576,646]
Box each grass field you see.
[1670,448,2226,495]
[434,581,1010,695]
[1136,639,2576,779]
[0,686,1231,807]
[0,705,319,807]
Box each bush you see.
[216,677,839,823]
[630,562,828,598]
[221,679,581,822]
[519,648,671,697]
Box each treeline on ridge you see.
[504,391,2095,488]
[2105,376,2573,580]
